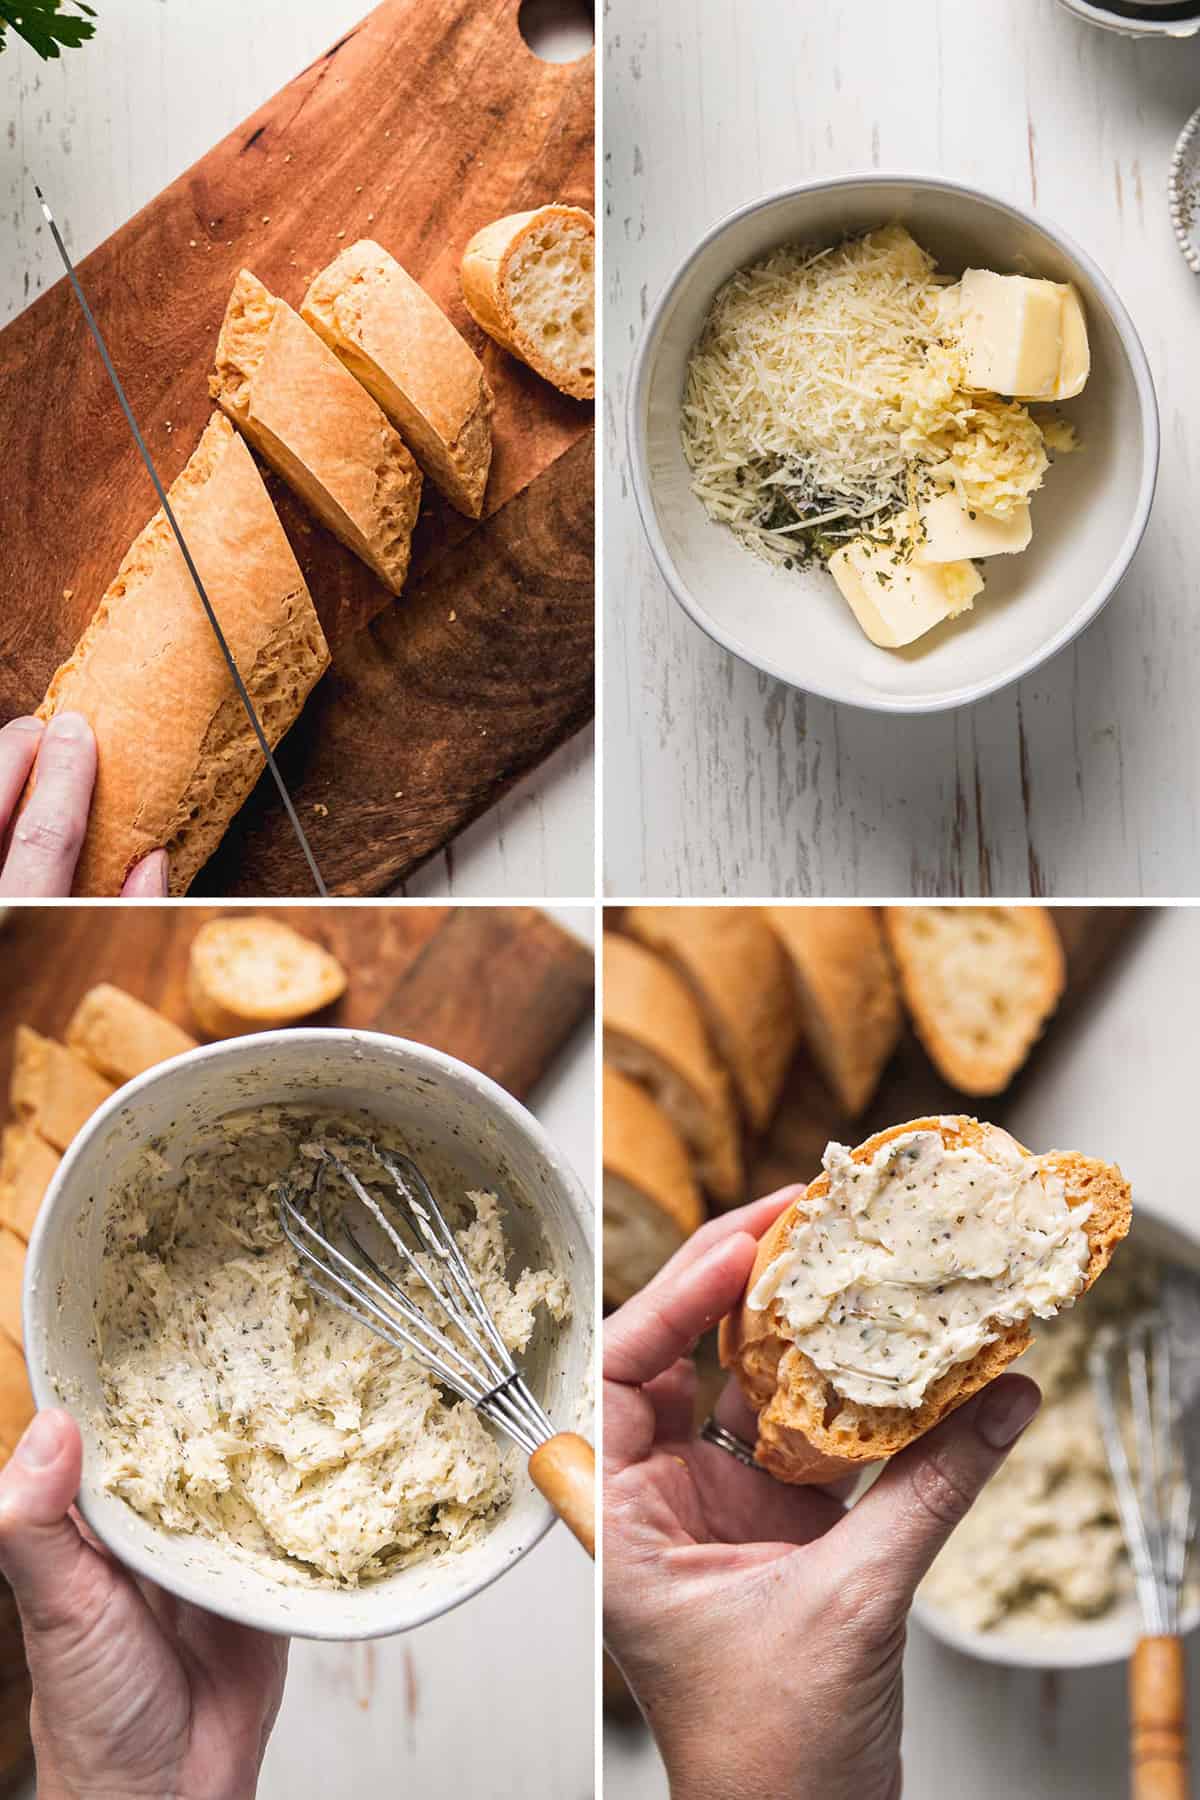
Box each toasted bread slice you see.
[764,906,902,1117]
[0,1126,59,1242]
[622,908,799,1132]
[883,906,1066,1095]
[603,932,742,1205]
[187,917,348,1037]
[603,1066,704,1306]
[720,1116,1130,1485]
[65,984,196,1085]
[460,205,594,399]
[10,1027,115,1153]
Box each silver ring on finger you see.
[699,1416,760,1471]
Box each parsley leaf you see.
[0,0,97,60]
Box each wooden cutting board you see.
[0,904,594,1101]
[0,0,594,896]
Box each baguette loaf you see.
[623,907,799,1131]
[603,1065,703,1306]
[65,984,196,1084]
[764,906,902,1117]
[884,906,1066,1095]
[212,269,422,593]
[0,1127,59,1242]
[0,1336,33,1460]
[0,1233,23,1353]
[720,1116,1130,1485]
[460,205,594,400]
[302,240,494,518]
[188,915,348,1036]
[34,413,330,896]
[603,932,742,1205]
[10,1026,115,1153]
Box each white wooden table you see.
[604,904,1200,1799]
[0,0,594,901]
[604,0,1200,898]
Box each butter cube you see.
[915,485,1032,563]
[829,537,984,648]
[956,270,1089,401]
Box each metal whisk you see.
[277,1141,594,1556]
[1091,1291,1197,1800]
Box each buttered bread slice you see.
[720,1116,1130,1485]
[302,240,494,518]
[211,269,422,594]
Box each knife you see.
[34,183,328,897]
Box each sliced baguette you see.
[65,984,196,1084]
[884,906,1066,1094]
[623,907,799,1131]
[33,413,330,896]
[0,1127,59,1242]
[720,1115,1130,1485]
[0,1234,24,1353]
[212,269,423,593]
[188,916,348,1037]
[764,906,902,1117]
[603,1065,703,1306]
[10,1026,115,1153]
[460,205,594,399]
[302,240,494,518]
[0,1335,32,1461]
[603,932,742,1206]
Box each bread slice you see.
[0,1233,24,1354]
[0,1126,60,1242]
[302,240,494,518]
[603,932,742,1205]
[460,205,594,400]
[603,1065,703,1306]
[65,984,196,1084]
[34,413,330,896]
[884,906,1066,1095]
[188,915,349,1037]
[212,269,423,593]
[622,907,799,1131]
[10,1026,115,1153]
[0,1335,32,1461]
[720,1116,1130,1485]
[764,906,902,1117]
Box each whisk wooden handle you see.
[529,1432,595,1557]
[1131,1635,1191,1800]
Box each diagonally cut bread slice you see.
[302,240,494,519]
[187,916,348,1037]
[603,932,742,1206]
[603,1065,703,1307]
[10,1027,115,1154]
[720,1116,1130,1485]
[764,906,901,1118]
[883,906,1066,1095]
[65,984,196,1084]
[0,1126,59,1243]
[460,205,594,400]
[622,907,799,1132]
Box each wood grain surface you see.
[0,904,594,1100]
[0,0,594,896]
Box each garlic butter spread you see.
[96,1106,570,1587]
[748,1127,1091,1409]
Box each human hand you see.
[0,714,167,897]
[0,1409,289,1800]
[603,1193,1042,1800]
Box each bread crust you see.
[603,1065,702,1304]
[623,907,799,1131]
[10,1026,115,1154]
[212,269,422,593]
[603,932,742,1204]
[0,1126,59,1242]
[34,414,330,896]
[65,984,196,1084]
[764,906,902,1117]
[187,916,348,1036]
[302,240,494,518]
[460,205,595,400]
[720,1115,1131,1485]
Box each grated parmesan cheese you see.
[681,224,1052,570]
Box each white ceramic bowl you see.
[24,1029,593,1640]
[913,1210,1200,1668]
[628,174,1159,713]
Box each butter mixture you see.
[749,1128,1091,1409]
[96,1106,570,1586]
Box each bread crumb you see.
[355,184,363,193]
[448,610,457,622]
[337,231,345,240]
[312,803,329,818]
[188,239,197,248]
[285,152,293,163]
[62,588,73,602]
[262,215,271,225]
[366,213,374,223]
[393,791,403,799]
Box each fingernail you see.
[15,1411,61,1471]
[43,711,90,743]
[2,716,44,737]
[976,1379,1040,1450]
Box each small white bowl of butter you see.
[629,174,1159,713]
[23,1029,593,1640]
